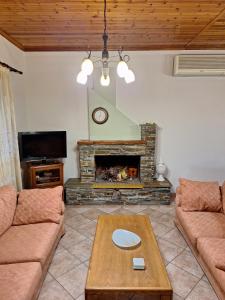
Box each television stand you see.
[23,162,64,189]
[28,159,60,166]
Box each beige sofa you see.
[175,183,225,300]
[0,186,64,300]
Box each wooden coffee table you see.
[85,215,173,300]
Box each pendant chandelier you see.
[76,0,135,87]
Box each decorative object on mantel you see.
[76,0,135,87]
[92,107,109,124]
[112,229,141,250]
[156,160,167,182]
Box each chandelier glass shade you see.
[76,0,135,87]
[81,58,94,76]
[76,70,87,85]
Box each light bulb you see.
[117,60,128,78]
[124,69,135,83]
[76,71,87,85]
[100,74,110,86]
[81,58,93,76]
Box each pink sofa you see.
[0,186,65,300]
[175,182,225,300]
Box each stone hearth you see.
[64,123,172,205]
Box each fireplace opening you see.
[95,155,140,183]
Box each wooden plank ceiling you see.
[0,0,225,51]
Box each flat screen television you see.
[18,131,67,161]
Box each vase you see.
[156,162,166,181]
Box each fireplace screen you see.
[95,155,140,182]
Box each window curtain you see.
[0,66,22,190]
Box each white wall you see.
[0,36,26,131]
[25,52,89,180]
[117,51,225,187]
[1,36,225,188]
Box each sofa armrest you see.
[175,186,182,207]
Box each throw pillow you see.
[13,186,63,225]
[0,185,17,236]
[179,178,222,212]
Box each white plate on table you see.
[112,229,141,249]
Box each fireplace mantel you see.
[78,140,146,145]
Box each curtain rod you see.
[0,61,23,75]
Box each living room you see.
[0,1,225,300]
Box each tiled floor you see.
[38,203,219,300]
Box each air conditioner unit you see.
[173,55,225,76]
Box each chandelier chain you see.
[104,0,107,34]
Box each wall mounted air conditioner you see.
[173,55,225,76]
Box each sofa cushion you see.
[0,262,42,300]
[13,186,63,225]
[0,221,61,267]
[197,237,225,272]
[176,207,225,247]
[0,185,17,236]
[179,178,222,212]
[197,238,225,293]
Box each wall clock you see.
[92,107,109,124]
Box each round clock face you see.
[92,107,109,124]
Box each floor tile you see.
[151,221,172,237]
[185,246,192,253]
[173,293,184,300]
[64,206,79,218]
[123,204,147,213]
[147,205,162,211]
[157,238,185,262]
[84,260,90,267]
[158,205,175,216]
[55,240,65,254]
[60,228,86,249]
[72,205,96,214]
[162,227,187,248]
[76,220,97,239]
[49,248,81,278]
[65,214,91,230]
[186,278,218,300]
[76,294,85,300]
[99,205,121,213]
[157,213,175,228]
[38,279,74,300]
[44,272,54,284]
[57,263,88,299]
[201,274,210,284]
[172,249,203,278]
[138,207,164,222]
[166,263,199,298]
[112,207,135,215]
[68,238,93,262]
[82,208,107,220]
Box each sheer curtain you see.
[0,66,22,189]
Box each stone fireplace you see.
[65,123,171,205]
[78,123,156,184]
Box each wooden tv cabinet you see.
[24,162,64,189]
